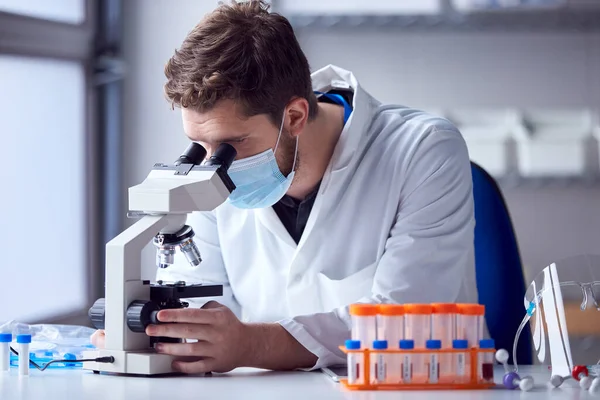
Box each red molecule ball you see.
[572,365,589,380]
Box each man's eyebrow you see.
[216,134,250,143]
[188,133,250,144]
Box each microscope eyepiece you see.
[174,142,207,166]
[204,143,237,171]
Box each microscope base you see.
[82,349,180,376]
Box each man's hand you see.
[91,329,105,348]
[147,301,250,374]
[89,301,318,373]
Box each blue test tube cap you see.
[16,334,31,344]
[0,333,12,343]
[426,339,442,350]
[479,339,495,349]
[399,339,414,350]
[453,339,469,349]
[345,339,361,350]
[373,340,388,350]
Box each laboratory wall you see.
[122,0,600,281]
[294,29,600,280]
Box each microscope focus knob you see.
[127,300,161,333]
[88,298,106,330]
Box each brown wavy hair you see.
[164,0,318,126]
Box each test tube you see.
[345,339,364,385]
[456,304,484,348]
[0,333,11,372]
[377,304,403,383]
[399,339,414,384]
[453,339,469,383]
[350,304,377,350]
[478,339,495,383]
[431,303,457,381]
[377,304,404,346]
[403,304,432,348]
[426,339,441,384]
[17,334,31,376]
[371,340,388,384]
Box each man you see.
[93,0,478,374]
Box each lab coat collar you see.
[311,65,379,175]
[254,66,379,251]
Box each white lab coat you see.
[157,65,479,369]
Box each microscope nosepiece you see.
[153,225,202,269]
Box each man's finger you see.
[146,323,217,340]
[156,308,217,324]
[201,301,222,309]
[155,341,213,357]
[91,330,105,349]
[172,358,214,374]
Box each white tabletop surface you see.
[0,365,596,400]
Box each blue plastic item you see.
[471,162,532,365]
[16,334,31,344]
[479,339,495,349]
[426,340,442,350]
[345,340,361,350]
[373,340,388,350]
[399,340,414,350]
[9,352,83,369]
[453,339,469,349]
[0,333,12,342]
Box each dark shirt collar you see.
[279,181,321,208]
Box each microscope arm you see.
[104,213,186,351]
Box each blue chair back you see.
[471,162,532,365]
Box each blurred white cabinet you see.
[514,110,595,177]
[273,0,443,15]
[447,109,519,177]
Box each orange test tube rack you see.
[339,346,496,390]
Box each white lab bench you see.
[0,365,591,400]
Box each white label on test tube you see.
[348,353,358,384]
[428,353,439,383]
[0,344,8,371]
[0,333,11,372]
[375,353,386,383]
[457,353,466,377]
[18,343,29,376]
[17,334,31,377]
[402,354,412,383]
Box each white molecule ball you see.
[589,377,600,395]
[580,376,593,390]
[520,376,534,392]
[550,375,565,388]
[495,349,509,364]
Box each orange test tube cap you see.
[378,304,404,315]
[349,303,378,316]
[431,303,458,314]
[457,303,485,315]
[403,304,433,314]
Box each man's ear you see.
[285,97,310,137]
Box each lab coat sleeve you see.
[278,125,475,370]
[155,210,241,318]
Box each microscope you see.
[82,142,237,375]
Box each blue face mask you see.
[226,112,298,209]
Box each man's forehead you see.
[182,106,251,143]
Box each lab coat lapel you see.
[295,68,378,251]
[255,207,297,250]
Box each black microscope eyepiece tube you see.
[174,143,207,166]
[204,143,237,171]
